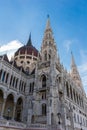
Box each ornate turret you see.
[41,15,57,62]
[70,52,82,88]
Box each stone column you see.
[21,99,25,122]
[12,102,16,120]
[17,78,20,93]
[7,74,11,89]
[27,109,32,124]
[1,98,6,118]
[3,72,6,83]
[14,78,16,88]
[47,99,52,125]
[1,70,4,82]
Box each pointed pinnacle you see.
[27,33,32,46]
[71,51,76,67]
[46,15,51,30]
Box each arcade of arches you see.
[0,89,23,122]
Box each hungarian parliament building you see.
[0,17,87,130]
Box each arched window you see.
[15,97,23,122]
[73,89,76,102]
[15,78,18,89]
[42,104,46,116]
[12,77,15,87]
[44,51,47,61]
[42,92,46,99]
[24,83,26,92]
[70,86,73,100]
[42,75,46,88]
[76,93,79,105]
[49,49,51,60]
[2,71,6,82]
[0,69,3,80]
[19,80,22,91]
[0,90,3,114]
[4,94,14,120]
[5,73,9,83]
[66,82,69,97]
[10,75,13,86]
[29,82,34,93]
[59,77,61,84]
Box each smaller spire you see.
[71,51,76,68]
[27,33,32,46]
[46,14,51,30]
[70,52,82,86]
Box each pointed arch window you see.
[44,51,47,61]
[73,89,76,102]
[5,73,9,83]
[42,75,46,88]
[70,86,73,100]
[0,69,3,80]
[66,82,69,97]
[2,71,6,82]
[42,103,46,116]
[49,49,51,60]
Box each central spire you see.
[27,33,32,46]
[45,14,51,30]
[41,15,57,62]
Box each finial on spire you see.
[47,14,49,18]
[27,32,32,46]
[46,14,51,30]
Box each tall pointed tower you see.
[70,52,83,88]
[32,16,63,129]
[41,15,57,62]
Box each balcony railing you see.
[0,118,26,128]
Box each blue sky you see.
[0,0,87,93]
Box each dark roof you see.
[14,34,38,57]
[15,44,38,57]
[0,54,9,62]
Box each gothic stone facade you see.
[0,17,87,130]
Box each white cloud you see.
[78,50,87,90]
[80,50,87,63]
[63,40,73,52]
[63,39,78,53]
[78,62,87,93]
[0,40,23,60]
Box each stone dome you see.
[14,44,38,57]
[14,34,38,73]
[14,34,38,57]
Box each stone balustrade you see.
[28,123,47,128]
[0,119,26,129]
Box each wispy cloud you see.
[78,50,87,89]
[63,39,78,53]
[78,62,87,93]
[63,40,73,52]
[0,40,23,60]
[80,50,87,64]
